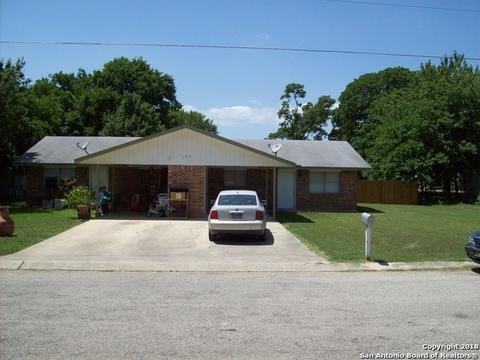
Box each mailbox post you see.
[361,212,374,261]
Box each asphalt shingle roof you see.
[236,139,370,169]
[16,136,139,165]
[16,132,369,169]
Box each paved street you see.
[1,270,479,359]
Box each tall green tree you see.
[27,57,183,138]
[363,53,480,196]
[269,83,335,140]
[329,67,416,154]
[92,57,181,124]
[169,110,218,134]
[27,78,68,136]
[1,57,221,177]
[0,59,31,172]
[100,93,164,136]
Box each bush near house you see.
[278,203,479,263]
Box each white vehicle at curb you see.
[208,190,267,241]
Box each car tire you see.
[209,232,216,242]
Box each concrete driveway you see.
[0,219,326,271]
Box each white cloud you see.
[184,104,279,127]
[182,104,198,112]
[206,106,278,127]
[255,32,271,42]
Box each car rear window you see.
[218,195,257,206]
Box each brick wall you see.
[168,165,205,218]
[25,165,90,207]
[25,166,45,206]
[296,170,358,211]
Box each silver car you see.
[208,190,267,241]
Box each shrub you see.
[65,186,95,209]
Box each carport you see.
[89,165,168,211]
[206,167,274,214]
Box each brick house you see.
[16,125,370,218]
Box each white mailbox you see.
[361,212,375,226]
[361,212,374,261]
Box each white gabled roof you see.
[74,126,295,168]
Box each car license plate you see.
[231,213,243,219]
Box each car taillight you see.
[255,211,264,220]
[210,210,218,219]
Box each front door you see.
[277,169,296,210]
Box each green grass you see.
[0,205,82,256]
[277,203,479,263]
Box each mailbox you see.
[361,212,374,261]
[361,212,374,226]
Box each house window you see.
[44,176,59,190]
[44,167,76,189]
[60,168,75,180]
[309,171,340,193]
[224,169,246,187]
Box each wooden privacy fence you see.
[357,180,418,204]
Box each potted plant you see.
[65,185,95,220]
[52,177,78,209]
[0,205,15,236]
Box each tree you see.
[92,57,181,124]
[27,78,68,136]
[363,53,480,197]
[269,83,335,140]
[101,93,164,136]
[0,59,31,172]
[363,87,438,185]
[75,87,119,135]
[25,57,182,138]
[302,96,336,140]
[0,57,195,176]
[169,110,218,134]
[329,67,416,155]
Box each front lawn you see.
[277,203,479,262]
[0,205,82,256]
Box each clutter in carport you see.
[146,193,168,218]
[128,190,189,218]
[168,188,189,218]
[96,191,112,216]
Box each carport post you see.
[264,168,268,208]
[111,167,115,208]
[273,168,277,219]
[203,167,208,217]
[95,165,100,206]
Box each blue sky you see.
[1,0,479,138]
